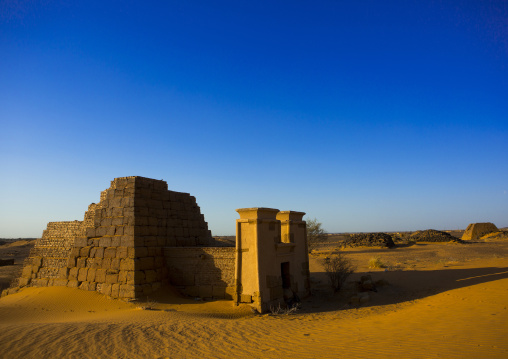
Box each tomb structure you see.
[462,222,499,240]
[4,176,310,312]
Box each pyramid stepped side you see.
[5,176,215,300]
[16,220,85,288]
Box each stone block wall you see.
[164,247,236,299]
[66,177,137,298]
[17,220,85,288]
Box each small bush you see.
[270,303,300,315]
[137,299,158,310]
[368,257,385,269]
[320,253,355,292]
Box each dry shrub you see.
[320,253,355,292]
[368,257,385,269]
[270,303,300,315]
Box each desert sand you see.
[1,237,507,359]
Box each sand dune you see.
[1,241,507,359]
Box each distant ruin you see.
[462,222,499,241]
[3,176,310,312]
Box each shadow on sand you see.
[305,266,508,314]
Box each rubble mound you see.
[410,230,460,242]
[343,233,395,248]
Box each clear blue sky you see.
[1,1,507,237]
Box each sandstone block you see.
[126,270,145,285]
[127,247,136,258]
[53,279,68,287]
[86,228,96,238]
[111,283,120,298]
[91,258,103,268]
[76,257,86,268]
[122,197,134,207]
[69,248,80,258]
[95,269,106,283]
[121,235,134,247]
[120,258,135,271]
[102,258,111,269]
[67,280,79,288]
[58,268,69,278]
[74,237,87,247]
[31,256,42,267]
[69,267,79,280]
[32,278,49,287]
[99,237,112,247]
[111,197,122,208]
[110,236,121,247]
[101,283,112,296]
[119,284,135,299]
[87,268,97,282]
[95,247,104,258]
[106,227,116,236]
[22,266,33,278]
[95,227,106,237]
[106,273,118,284]
[104,247,117,259]
[110,258,120,270]
[78,268,89,282]
[112,207,123,217]
[118,270,127,283]
[112,218,123,227]
[80,246,91,257]
[79,281,91,291]
[116,247,128,259]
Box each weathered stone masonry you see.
[12,176,214,299]
[5,176,311,313]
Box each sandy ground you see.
[0,239,507,358]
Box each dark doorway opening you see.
[281,262,290,289]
